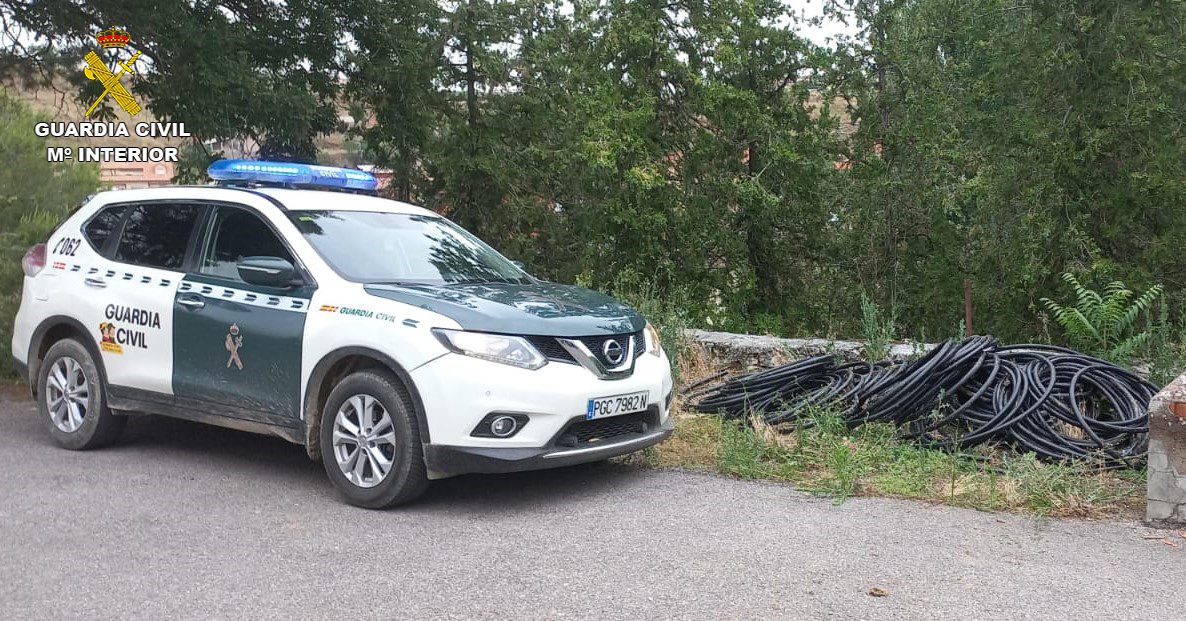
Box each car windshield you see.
[289,210,530,285]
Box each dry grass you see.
[653,411,723,469]
[0,378,29,400]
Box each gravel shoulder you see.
[0,394,1182,620]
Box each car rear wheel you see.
[320,369,428,508]
[37,338,125,450]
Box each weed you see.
[998,454,1135,516]
[654,394,1143,518]
[603,274,691,381]
[749,312,786,337]
[717,421,773,479]
[1145,299,1186,386]
[654,411,723,470]
[860,292,895,361]
[1113,466,1147,485]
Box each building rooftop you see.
[100,160,174,189]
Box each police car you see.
[10,160,674,508]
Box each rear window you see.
[83,205,128,254]
[114,204,202,270]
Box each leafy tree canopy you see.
[2,0,1185,345]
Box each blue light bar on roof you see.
[207,159,378,192]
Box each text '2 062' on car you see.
[10,160,674,508]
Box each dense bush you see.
[0,92,99,376]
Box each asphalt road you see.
[1,392,1184,620]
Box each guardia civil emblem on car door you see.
[225,323,244,370]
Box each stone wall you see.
[683,329,934,367]
[1148,373,1186,524]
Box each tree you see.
[828,0,1186,340]
[340,0,446,202]
[686,0,838,329]
[520,0,836,329]
[6,0,1183,349]
[0,90,99,376]
[1,0,345,159]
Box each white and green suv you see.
[10,160,674,507]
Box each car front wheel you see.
[319,369,429,508]
[37,338,125,450]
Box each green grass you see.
[655,407,1145,518]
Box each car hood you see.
[363,281,645,337]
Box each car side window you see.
[199,207,295,283]
[83,205,129,255]
[114,203,201,270]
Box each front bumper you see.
[409,347,675,476]
[410,347,674,445]
[425,414,674,475]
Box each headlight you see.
[431,329,547,370]
[644,322,662,356]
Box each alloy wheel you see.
[46,357,89,433]
[332,394,398,488]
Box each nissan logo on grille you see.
[602,338,625,365]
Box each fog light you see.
[490,415,518,437]
[470,413,529,438]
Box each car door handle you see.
[177,294,205,310]
[84,277,107,289]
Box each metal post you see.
[964,278,973,336]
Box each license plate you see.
[586,391,649,420]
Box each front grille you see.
[526,331,644,366]
[561,411,647,445]
[526,336,577,363]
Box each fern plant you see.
[1040,273,1163,364]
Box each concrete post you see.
[1147,373,1186,523]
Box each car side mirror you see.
[511,260,525,271]
[237,256,296,287]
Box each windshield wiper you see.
[367,280,428,287]
[448,277,529,285]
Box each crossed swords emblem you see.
[225,324,244,370]
[83,50,141,117]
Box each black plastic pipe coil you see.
[686,337,1155,462]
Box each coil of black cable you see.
[686,337,1155,462]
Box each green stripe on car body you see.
[172,274,313,421]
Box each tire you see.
[319,369,429,508]
[37,338,125,450]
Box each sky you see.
[794,0,861,47]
